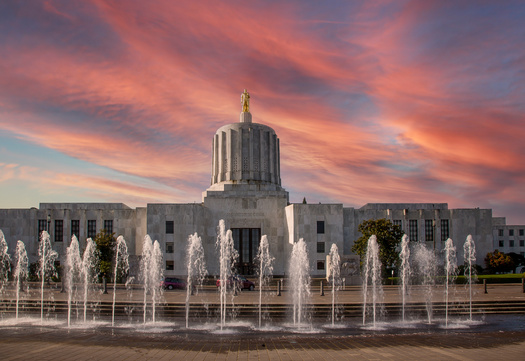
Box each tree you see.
[484,249,515,273]
[507,252,525,272]
[351,219,404,274]
[93,229,115,278]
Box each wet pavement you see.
[1,314,525,360]
[1,282,525,360]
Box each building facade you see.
[1,92,523,277]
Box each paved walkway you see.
[0,326,524,360]
[1,282,524,360]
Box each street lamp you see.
[47,214,51,233]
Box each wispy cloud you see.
[0,0,524,222]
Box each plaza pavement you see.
[0,282,524,360]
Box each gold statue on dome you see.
[241,89,250,113]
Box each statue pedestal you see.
[240,112,252,123]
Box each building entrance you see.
[231,228,260,275]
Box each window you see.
[425,220,434,242]
[520,240,524,247]
[71,220,80,238]
[166,221,174,234]
[441,220,449,242]
[499,240,504,247]
[38,219,47,236]
[317,242,325,253]
[231,228,261,275]
[54,220,63,242]
[409,220,418,241]
[166,242,174,253]
[87,220,97,239]
[520,229,524,236]
[499,229,504,237]
[317,221,325,234]
[393,220,403,230]
[317,261,325,270]
[509,229,514,236]
[104,220,113,234]
[510,240,515,247]
[166,260,174,271]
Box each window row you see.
[395,219,449,243]
[498,229,525,237]
[38,219,113,242]
[498,240,525,248]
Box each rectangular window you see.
[242,228,250,263]
[520,229,524,236]
[499,240,504,247]
[231,228,261,275]
[104,220,113,234]
[71,220,80,238]
[38,219,47,236]
[509,229,514,236]
[409,220,418,241]
[393,220,403,230]
[165,221,174,234]
[317,242,325,253]
[54,220,63,242]
[317,261,325,270]
[166,260,174,271]
[87,220,97,239]
[317,221,325,234]
[425,220,434,242]
[499,229,504,237]
[510,240,515,247]
[441,220,449,242]
[520,240,524,247]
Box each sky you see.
[1,0,524,224]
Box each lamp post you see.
[47,214,51,233]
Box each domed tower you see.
[202,90,288,276]
[205,90,287,195]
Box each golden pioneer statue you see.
[241,89,250,113]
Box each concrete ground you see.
[1,282,524,360]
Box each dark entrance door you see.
[231,228,260,275]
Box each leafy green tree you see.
[484,249,515,273]
[351,218,404,274]
[93,229,115,278]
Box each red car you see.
[216,275,255,291]
[162,277,186,290]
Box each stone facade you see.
[1,96,523,278]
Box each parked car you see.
[162,277,186,290]
[216,275,255,291]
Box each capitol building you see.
[1,91,523,277]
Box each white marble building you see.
[1,91,523,277]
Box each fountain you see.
[289,238,311,327]
[0,230,11,303]
[65,236,82,327]
[362,235,382,327]
[413,242,437,324]
[328,243,341,327]
[463,235,476,321]
[255,235,274,329]
[112,235,129,327]
[13,240,28,320]
[444,238,457,327]
[399,235,411,322]
[185,232,207,329]
[216,220,238,330]
[81,238,99,323]
[140,236,163,324]
[38,231,58,323]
